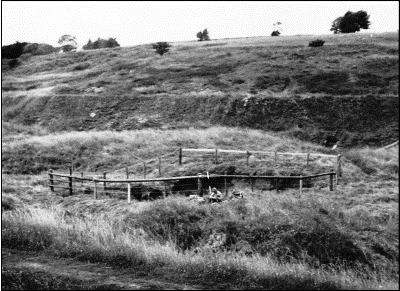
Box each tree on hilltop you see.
[271,22,282,36]
[330,10,370,33]
[196,29,210,41]
[82,38,120,50]
[58,34,78,52]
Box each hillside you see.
[2,32,399,147]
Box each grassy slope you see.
[1,32,399,289]
[2,32,399,146]
[1,124,399,290]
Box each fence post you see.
[69,167,73,196]
[337,154,342,177]
[197,173,203,196]
[224,174,228,197]
[274,151,278,166]
[81,172,84,187]
[299,175,303,197]
[179,148,182,165]
[127,183,131,204]
[306,153,310,166]
[126,167,129,179]
[215,149,218,164]
[143,162,146,179]
[49,169,54,192]
[93,179,98,200]
[103,171,107,196]
[158,156,162,177]
[329,173,334,191]
[246,151,250,166]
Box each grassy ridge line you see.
[1,125,346,176]
[1,199,397,290]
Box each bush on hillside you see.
[271,30,281,36]
[23,43,59,55]
[309,39,325,47]
[1,42,27,59]
[82,38,120,50]
[151,42,172,56]
[196,29,210,41]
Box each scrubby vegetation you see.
[309,39,325,47]
[82,38,120,50]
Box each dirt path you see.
[1,248,203,290]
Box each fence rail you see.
[179,147,342,177]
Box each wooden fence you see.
[49,170,337,203]
[179,148,342,177]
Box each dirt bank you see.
[2,94,398,147]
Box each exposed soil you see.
[2,93,398,147]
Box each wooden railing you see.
[49,170,337,203]
[179,148,342,177]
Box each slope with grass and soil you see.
[2,124,399,290]
[2,32,398,147]
[2,32,399,290]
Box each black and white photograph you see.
[1,1,399,289]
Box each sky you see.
[1,1,399,48]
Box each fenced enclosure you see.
[48,147,342,202]
[49,170,338,203]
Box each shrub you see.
[1,42,27,59]
[82,38,120,50]
[196,29,210,41]
[151,42,172,56]
[271,30,280,36]
[309,39,325,47]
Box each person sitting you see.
[209,187,222,203]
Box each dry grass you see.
[1,125,398,289]
[2,192,398,290]
[2,126,342,175]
